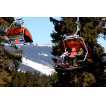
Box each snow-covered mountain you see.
[6,44,57,75]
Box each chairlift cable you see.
[87,17,103,23]
[86,17,101,23]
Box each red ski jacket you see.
[70,51,77,57]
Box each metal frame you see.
[7,18,26,45]
[63,17,88,62]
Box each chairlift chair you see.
[61,17,92,62]
[55,17,92,70]
[61,35,92,62]
[6,18,33,45]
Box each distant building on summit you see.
[43,42,49,45]
[37,42,53,47]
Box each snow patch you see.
[38,45,52,47]
[38,53,48,56]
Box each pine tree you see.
[50,17,106,87]
[0,17,23,86]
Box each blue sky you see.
[16,17,106,53]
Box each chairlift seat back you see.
[7,27,24,35]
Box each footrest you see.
[10,40,25,44]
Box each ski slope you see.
[21,57,55,75]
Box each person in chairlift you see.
[77,47,84,56]
[69,47,78,67]
[57,47,70,64]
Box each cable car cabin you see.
[6,18,33,45]
[61,35,92,62]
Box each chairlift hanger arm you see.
[63,17,80,41]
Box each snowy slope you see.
[21,57,55,75]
